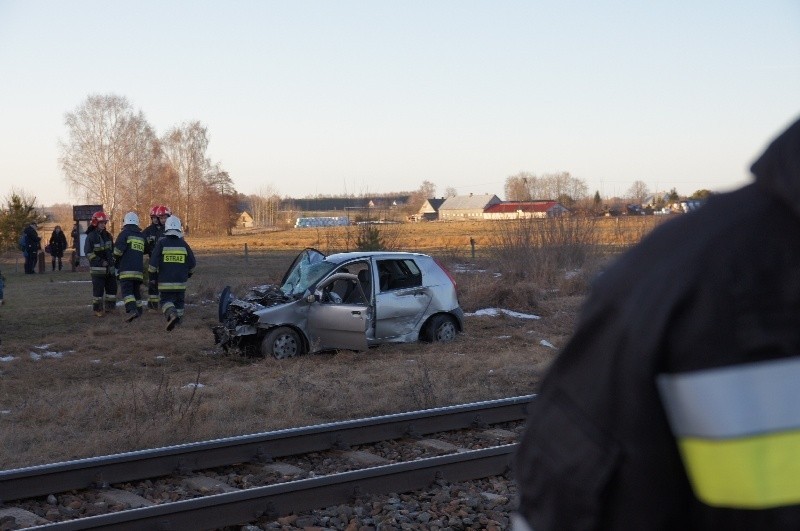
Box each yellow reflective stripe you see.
[679,430,800,508]
[162,247,187,255]
[119,271,144,280]
[159,282,186,291]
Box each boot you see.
[124,302,140,322]
[93,302,103,317]
[166,310,179,331]
[105,301,117,313]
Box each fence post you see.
[470,237,476,259]
[244,243,249,263]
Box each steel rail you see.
[1,395,532,502]
[29,444,517,530]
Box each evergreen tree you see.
[0,193,43,251]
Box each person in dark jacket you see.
[514,115,800,531]
[142,205,169,310]
[113,212,146,322]
[84,211,116,317]
[22,221,41,274]
[149,215,195,331]
[48,225,68,271]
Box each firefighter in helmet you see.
[142,205,170,310]
[84,211,116,316]
[113,212,146,322]
[149,215,196,331]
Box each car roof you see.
[323,251,430,264]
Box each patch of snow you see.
[30,351,65,360]
[540,340,556,349]
[466,308,541,320]
[91,359,101,364]
[34,344,52,350]
[564,269,581,280]
[0,410,10,415]
[0,356,15,362]
[495,335,512,339]
[182,383,205,389]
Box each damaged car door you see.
[374,258,432,340]
[306,271,370,352]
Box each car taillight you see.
[433,258,457,291]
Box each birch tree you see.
[161,121,210,234]
[60,95,141,231]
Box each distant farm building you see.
[438,194,502,221]
[483,200,569,220]
[236,211,254,228]
[412,198,447,221]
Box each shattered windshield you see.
[280,252,335,297]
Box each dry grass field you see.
[0,217,665,469]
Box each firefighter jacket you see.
[514,116,800,530]
[148,235,196,291]
[84,227,114,277]
[113,224,145,281]
[142,222,164,256]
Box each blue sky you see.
[1,1,798,207]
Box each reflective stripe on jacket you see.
[658,357,800,509]
[113,225,145,281]
[149,235,195,292]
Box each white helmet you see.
[164,215,183,236]
[123,212,139,227]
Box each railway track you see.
[0,395,532,530]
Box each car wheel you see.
[426,314,458,342]
[261,327,303,359]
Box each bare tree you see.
[505,171,587,204]
[161,121,210,234]
[250,185,281,227]
[504,172,534,201]
[60,94,142,230]
[117,112,161,218]
[444,186,458,198]
[541,172,588,206]
[626,180,650,205]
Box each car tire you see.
[425,314,458,342]
[261,327,303,359]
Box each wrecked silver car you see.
[213,248,464,358]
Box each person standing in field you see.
[149,215,195,331]
[22,221,41,274]
[513,115,800,529]
[84,211,117,317]
[48,225,68,271]
[113,212,146,322]
[142,205,169,310]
